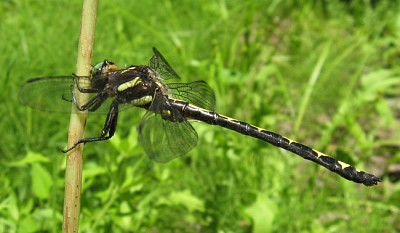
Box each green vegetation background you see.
[1,0,399,232]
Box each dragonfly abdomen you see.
[173,100,380,186]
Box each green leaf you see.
[159,189,205,212]
[4,193,19,221]
[18,215,40,233]
[31,163,52,200]
[7,151,49,167]
[245,193,277,233]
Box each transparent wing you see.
[138,94,198,163]
[149,48,216,110]
[19,76,117,114]
[138,112,198,163]
[19,76,77,112]
[150,47,180,81]
[168,81,216,111]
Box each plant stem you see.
[62,1,98,232]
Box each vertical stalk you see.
[63,1,98,232]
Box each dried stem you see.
[63,1,98,232]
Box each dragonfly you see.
[20,48,380,186]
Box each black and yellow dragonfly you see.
[20,48,380,186]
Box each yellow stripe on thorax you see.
[117,77,141,92]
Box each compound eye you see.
[92,61,104,75]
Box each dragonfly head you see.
[92,60,118,75]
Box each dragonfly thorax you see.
[110,69,154,106]
[102,65,168,109]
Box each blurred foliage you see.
[0,0,399,232]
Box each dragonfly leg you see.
[62,101,119,153]
[70,84,106,111]
[73,74,100,93]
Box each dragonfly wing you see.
[19,76,124,114]
[168,81,216,111]
[150,48,216,110]
[150,47,180,81]
[138,112,198,163]
[138,94,198,163]
[19,76,76,112]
